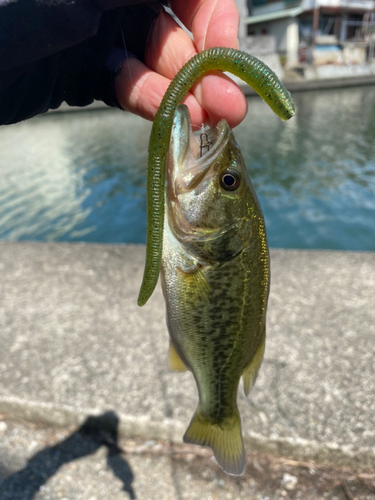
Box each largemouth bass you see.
[161,105,270,476]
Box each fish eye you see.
[219,170,240,191]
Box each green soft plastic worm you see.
[138,47,295,306]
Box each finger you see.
[144,10,197,81]
[114,57,207,124]
[192,73,248,128]
[169,0,239,51]
[145,10,247,128]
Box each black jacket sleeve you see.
[0,0,162,125]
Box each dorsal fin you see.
[242,334,266,396]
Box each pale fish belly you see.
[161,220,269,475]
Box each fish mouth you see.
[167,105,230,195]
[166,105,242,261]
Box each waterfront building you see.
[235,0,375,70]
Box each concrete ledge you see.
[241,74,375,95]
[0,242,374,468]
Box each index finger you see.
[169,0,240,51]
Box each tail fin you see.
[183,407,245,476]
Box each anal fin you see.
[242,334,266,396]
[168,342,188,372]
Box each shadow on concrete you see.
[0,411,136,500]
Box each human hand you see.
[114,0,248,129]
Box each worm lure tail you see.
[137,47,295,306]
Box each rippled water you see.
[0,86,374,250]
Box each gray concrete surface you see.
[1,417,374,500]
[0,242,374,476]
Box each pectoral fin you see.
[242,334,265,396]
[168,342,188,372]
[177,265,210,302]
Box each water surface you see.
[0,86,374,250]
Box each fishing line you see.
[120,27,134,90]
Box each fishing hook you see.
[199,125,212,157]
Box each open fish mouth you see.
[166,104,248,260]
[168,105,231,195]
